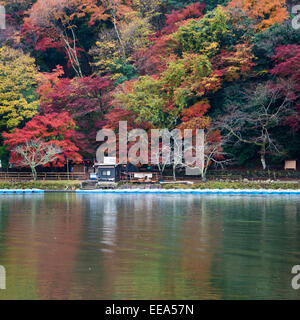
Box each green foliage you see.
[173,6,230,57]
[161,53,217,107]
[203,0,230,12]
[0,145,9,168]
[116,75,173,128]
[115,53,221,129]
[224,143,257,166]
[110,59,139,86]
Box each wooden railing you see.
[0,172,88,181]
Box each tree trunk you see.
[201,167,207,182]
[31,166,37,181]
[173,165,176,182]
[260,143,267,170]
[159,170,163,182]
[261,155,266,170]
[112,7,126,58]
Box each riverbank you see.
[1,180,300,191]
[0,181,81,190]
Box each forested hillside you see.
[0,0,299,171]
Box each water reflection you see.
[0,194,299,299]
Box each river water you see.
[0,193,300,300]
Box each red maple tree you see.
[3,112,83,167]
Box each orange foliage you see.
[180,100,210,123]
[178,100,212,130]
[178,117,211,130]
[227,0,288,30]
[75,0,134,26]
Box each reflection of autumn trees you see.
[1,194,300,299]
[70,195,300,300]
[180,198,223,299]
[1,194,83,299]
[97,195,224,299]
[68,195,122,299]
[0,195,40,299]
[72,195,165,299]
[36,194,83,299]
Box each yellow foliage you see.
[131,0,162,19]
[90,38,123,75]
[120,13,153,53]
[0,46,39,130]
[90,11,153,76]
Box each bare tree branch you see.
[14,140,62,180]
[216,82,295,169]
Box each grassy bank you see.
[1,180,300,190]
[0,181,82,190]
[162,181,300,190]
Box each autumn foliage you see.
[0,0,299,171]
[3,113,82,167]
[227,0,288,30]
[162,2,205,35]
[0,46,39,131]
